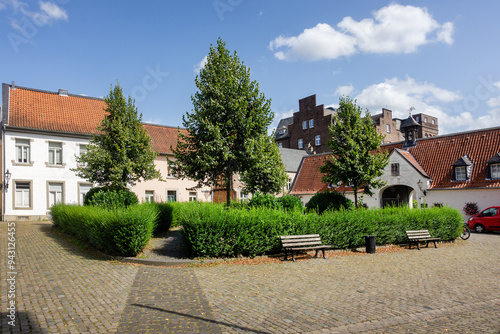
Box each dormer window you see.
[452,155,473,181]
[486,152,500,179]
[278,129,285,135]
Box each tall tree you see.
[172,38,285,205]
[240,133,288,195]
[73,83,161,189]
[320,96,389,208]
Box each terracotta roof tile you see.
[5,85,186,153]
[291,127,500,194]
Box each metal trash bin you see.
[365,235,376,254]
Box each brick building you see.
[275,95,439,150]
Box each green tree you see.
[172,38,285,205]
[240,133,288,195]
[73,83,161,189]
[319,96,389,208]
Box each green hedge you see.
[178,203,462,258]
[51,203,158,257]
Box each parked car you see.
[467,206,500,233]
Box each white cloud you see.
[193,55,208,74]
[486,82,500,107]
[39,2,68,21]
[270,4,454,61]
[269,23,357,61]
[334,84,354,97]
[9,1,68,30]
[347,76,500,134]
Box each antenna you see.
[408,106,415,115]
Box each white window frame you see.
[79,184,92,204]
[455,166,467,181]
[278,129,285,135]
[48,182,64,208]
[48,142,63,165]
[309,119,314,128]
[298,139,303,149]
[431,119,435,125]
[491,163,500,179]
[278,143,283,148]
[78,144,87,167]
[286,178,292,190]
[424,117,428,123]
[239,191,249,201]
[302,121,307,130]
[315,135,321,146]
[15,139,30,164]
[189,192,197,202]
[386,124,391,133]
[145,190,155,203]
[167,190,177,202]
[14,181,31,209]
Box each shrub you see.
[154,202,175,232]
[277,195,303,211]
[305,190,354,214]
[51,203,157,256]
[84,186,138,208]
[248,193,280,209]
[177,203,462,258]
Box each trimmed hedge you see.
[51,203,158,256]
[178,203,462,258]
[305,190,354,214]
[84,186,138,208]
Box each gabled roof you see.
[3,83,186,155]
[290,126,500,194]
[279,148,308,173]
[275,117,293,139]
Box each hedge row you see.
[50,202,175,256]
[178,202,463,258]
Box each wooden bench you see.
[280,234,331,262]
[406,230,441,250]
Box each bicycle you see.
[460,222,471,240]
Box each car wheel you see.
[474,224,486,233]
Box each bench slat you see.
[282,241,323,248]
[280,234,330,262]
[281,234,320,240]
[285,245,331,251]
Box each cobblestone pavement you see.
[1,221,499,333]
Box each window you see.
[424,117,428,122]
[286,178,292,190]
[48,183,63,207]
[48,142,62,165]
[415,116,420,122]
[167,190,177,202]
[431,119,435,125]
[278,142,283,148]
[302,121,307,130]
[278,129,285,135]
[79,184,92,204]
[482,207,497,217]
[309,119,314,128]
[315,135,321,146]
[386,124,391,133]
[15,182,31,208]
[391,163,400,176]
[167,162,177,178]
[15,139,30,163]
[145,191,154,203]
[455,166,466,181]
[491,164,500,179]
[189,192,197,202]
[298,139,303,149]
[240,191,249,201]
[78,144,87,166]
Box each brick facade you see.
[412,113,439,138]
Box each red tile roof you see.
[291,127,500,194]
[4,84,185,154]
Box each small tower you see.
[401,108,421,148]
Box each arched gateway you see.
[381,185,416,208]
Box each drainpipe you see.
[2,123,6,222]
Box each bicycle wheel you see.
[460,227,470,240]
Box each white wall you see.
[4,131,92,220]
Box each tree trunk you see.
[226,173,232,207]
[353,188,358,209]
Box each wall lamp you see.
[3,169,11,190]
[417,179,427,196]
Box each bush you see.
[153,202,175,232]
[176,203,462,258]
[306,190,354,214]
[277,195,303,211]
[51,203,157,256]
[248,193,281,209]
[84,186,138,208]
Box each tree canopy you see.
[319,96,389,208]
[73,83,161,189]
[171,38,287,205]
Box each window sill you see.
[11,161,34,167]
[45,163,66,168]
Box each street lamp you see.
[4,169,11,190]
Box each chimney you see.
[11,81,15,90]
[58,89,68,96]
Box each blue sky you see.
[2,0,500,135]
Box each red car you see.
[467,206,500,233]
